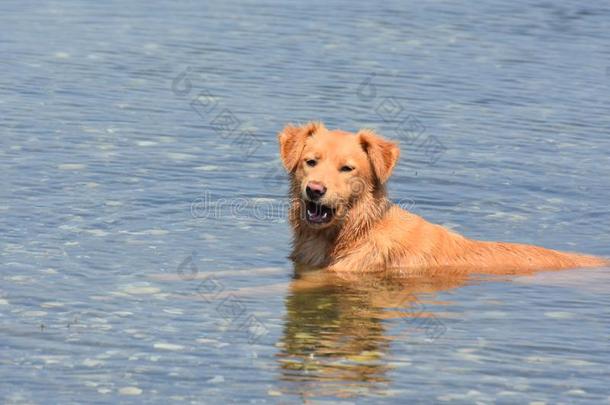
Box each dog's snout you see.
[306,181,327,200]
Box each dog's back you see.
[376,207,607,273]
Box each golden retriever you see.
[278,122,607,274]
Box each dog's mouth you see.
[305,201,335,224]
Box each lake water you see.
[1,0,609,403]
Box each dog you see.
[278,122,608,274]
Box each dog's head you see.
[278,122,399,229]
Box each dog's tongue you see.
[307,208,323,222]
[307,204,329,223]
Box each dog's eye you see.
[340,165,354,172]
[306,159,317,167]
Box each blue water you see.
[1,0,609,403]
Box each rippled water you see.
[1,0,610,403]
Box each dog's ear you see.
[358,129,400,184]
[278,122,323,172]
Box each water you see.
[1,0,610,403]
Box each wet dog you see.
[278,122,607,274]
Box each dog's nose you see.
[306,182,327,200]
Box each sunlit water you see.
[1,0,610,403]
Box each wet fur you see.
[278,122,608,274]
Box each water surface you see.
[1,0,610,403]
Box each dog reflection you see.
[275,265,469,398]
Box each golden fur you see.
[278,122,608,275]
